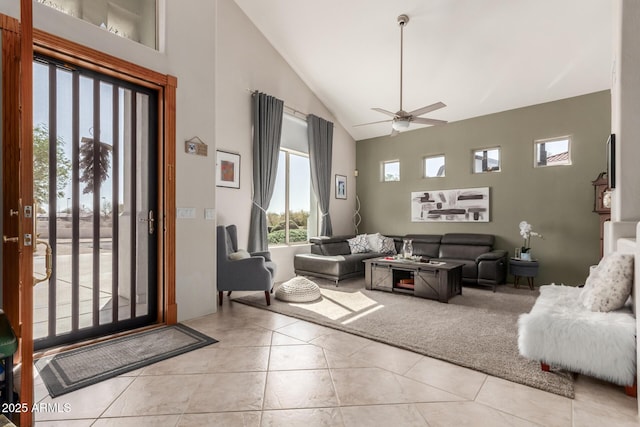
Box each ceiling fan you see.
[356,14,447,136]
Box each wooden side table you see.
[509,258,539,290]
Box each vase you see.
[402,239,413,259]
[520,252,531,261]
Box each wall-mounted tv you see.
[606,133,616,189]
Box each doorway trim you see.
[1,14,176,424]
[32,28,177,325]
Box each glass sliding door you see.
[32,55,158,350]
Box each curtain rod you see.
[246,88,308,119]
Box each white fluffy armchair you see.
[518,276,636,395]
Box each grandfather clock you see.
[592,172,611,257]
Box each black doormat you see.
[35,324,217,397]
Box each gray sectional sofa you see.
[294,233,508,291]
[293,235,381,283]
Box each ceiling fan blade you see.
[411,117,448,126]
[372,108,397,118]
[353,119,392,127]
[407,102,447,118]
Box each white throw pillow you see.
[229,250,251,260]
[578,258,607,304]
[378,235,397,255]
[367,233,382,252]
[347,234,371,254]
[582,252,634,312]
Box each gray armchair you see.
[216,225,276,306]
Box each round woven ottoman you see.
[275,276,322,303]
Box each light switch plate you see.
[204,208,215,220]
[176,207,196,219]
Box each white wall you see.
[0,1,218,321]
[166,1,217,321]
[0,0,356,318]
[611,0,640,222]
[608,0,640,414]
[214,1,357,282]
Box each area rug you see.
[35,324,217,397]
[234,278,575,398]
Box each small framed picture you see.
[216,150,240,189]
[335,174,347,199]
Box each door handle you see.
[2,199,22,250]
[139,210,155,235]
[33,239,53,285]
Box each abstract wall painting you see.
[411,187,490,222]
[216,150,241,188]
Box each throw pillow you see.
[582,252,634,312]
[347,234,371,254]
[229,250,251,260]
[378,235,397,255]
[367,233,382,252]
[578,258,606,304]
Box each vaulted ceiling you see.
[233,0,612,141]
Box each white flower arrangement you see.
[519,221,543,253]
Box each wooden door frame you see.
[1,8,176,425]
[31,28,178,326]
[1,8,33,426]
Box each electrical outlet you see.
[204,208,215,220]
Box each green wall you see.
[356,91,611,286]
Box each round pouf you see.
[275,276,322,303]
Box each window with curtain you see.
[267,114,318,245]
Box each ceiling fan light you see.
[392,119,410,131]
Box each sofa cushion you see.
[579,257,607,304]
[347,234,371,254]
[294,254,347,277]
[310,235,354,256]
[405,235,441,258]
[439,244,491,260]
[441,233,494,246]
[320,241,352,256]
[367,233,382,252]
[229,250,250,260]
[294,252,374,278]
[378,235,397,255]
[582,252,634,312]
[437,258,477,280]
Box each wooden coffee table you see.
[363,257,463,303]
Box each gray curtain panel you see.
[308,114,334,236]
[248,92,284,252]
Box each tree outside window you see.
[33,124,72,212]
[383,160,400,181]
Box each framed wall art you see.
[216,150,240,189]
[335,174,347,199]
[411,187,490,222]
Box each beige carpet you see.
[234,277,574,398]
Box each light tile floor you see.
[33,300,639,426]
